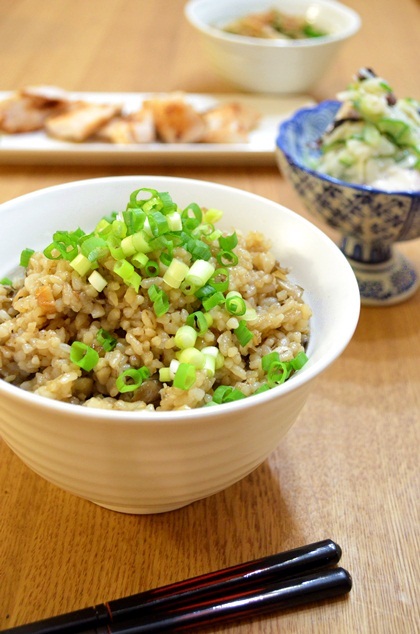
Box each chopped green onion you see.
[95,218,112,236]
[226,294,246,316]
[174,325,197,349]
[173,362,196,390]
[218,232,238,251]
[203,208,223,224]
[170,359,180,375]
[217,250,238,267]
[163,258,189,289]
[144,260,160,277]
[0,277,13,286]
[70,341,99,372]
[111,219,127,239]
[202,291,225,312]
[131,252,148,269]
[186,311,210,335]
[80,235,109,262]
[154,293,170,316]
[178,347,205,369]
[167,211,182,231]
[148,211,169,237]
[254,383,271,395]
[115,366,150,393]
[160,252,173,267]
[209,268,229,293]
[180,280,198,296]
[234,320,253,346]
[70,253,92,276]
[107,234,124,260]
[96,328,117,352]
[262,351,280,373]
[20,248,35,267]
[201,346,221,376]
[88,270,108,292]
[48,231,78,261]
[212,385,246,404]
[131,231,152,254]
[202,354,216,377]
[182,203,202,230]
[195,284,216,300]
[122,208,146,234]
[185,259,215,287]
[114,259,135,283]
[114,259,141,291]
[267,362,291,387]
[148,284,161,303]
[159,367,173,383]
[157,191,177,214]
[120,235,138,257]
[43,243,64,260]
[290,351,309,370]
[147,285,170,316]
[184,236,211,261]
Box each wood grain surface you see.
[0,1,419,632]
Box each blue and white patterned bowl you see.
[276,100,420,305]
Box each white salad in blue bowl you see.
[276,68,420,306]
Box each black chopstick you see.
[2,540,343,634]
[99,568,353,634]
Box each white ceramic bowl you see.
[0,176,360,514]
[184,0,361,94]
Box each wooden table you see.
[1,1,419,632]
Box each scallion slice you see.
[267,362,291,387]
[70,341,99,372]
[226,294,246,316]
[202,291,225,312]
[209,268,229,293]
[218,232,238,251]
[234,320,253,346]
[96,328,117,352]
[20,248,35,267]
[203,208,223,224]
[70,253,92,276]
[212,385,245,404]
[144,260,159,277]
[163,258,189,289]
[148,284,169,317]
[80,235,109,263]
[173,362,196,390]
[262,351,280,373]
[88,270,108,292]
[185,259,215,288]
[0,277,12,286]
[115,366,150,393]
[186,311,210,335]
[182,202,203,230]
[290,351,309,370]
[178,347,205,369]
[131,252,148,269]
[216,250,238,267]
[174,325,197,349]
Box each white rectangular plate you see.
[0,91,313,166]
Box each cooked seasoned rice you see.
[0,193,311,411]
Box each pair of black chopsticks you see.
[3,539,351,634]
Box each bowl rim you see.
[185,0,361,49]
[0,175,360,424]
[276,100,420,197]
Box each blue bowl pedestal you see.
[340,235,419,306]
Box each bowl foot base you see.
[344,250,419,306]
